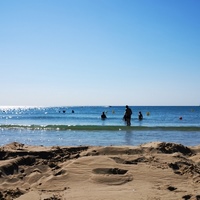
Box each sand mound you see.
[156,142,193,155]
[0,142,199,200]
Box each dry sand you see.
[0,141,200,200]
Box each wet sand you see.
[0,141,200,200]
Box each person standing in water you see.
[101,112,107,120]
[138,111,143,120]
[124,105,132,126]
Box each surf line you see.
[1,125,200,131]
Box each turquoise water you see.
[0,106,200,146]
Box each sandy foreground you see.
[0,142,200,200]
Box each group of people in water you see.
[101,105,143,126]
[61,105,143,126]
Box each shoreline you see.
[1,124,200,131]
[0,142,200,200]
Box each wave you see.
[1,124,200,131]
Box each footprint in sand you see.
[93,168,128,175]
[91,167,132,185]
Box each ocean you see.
[0,106,200,147]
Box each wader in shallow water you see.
[125,105,132,126]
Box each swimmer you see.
[101,112,107,120]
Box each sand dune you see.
[0,142,200,200]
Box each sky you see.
[0,0,200,106]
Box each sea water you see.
[0,106,200,146]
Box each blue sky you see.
[0,0,199,106]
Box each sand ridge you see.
[0,141,200,200]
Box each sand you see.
[0,142,200,200]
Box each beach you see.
[1,0,200,198]
[0,142,200,200]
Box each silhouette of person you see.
[138,111,143,120]
[124,105,132,126]
[101,112,107,120]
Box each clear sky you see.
[0,0,200,106]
